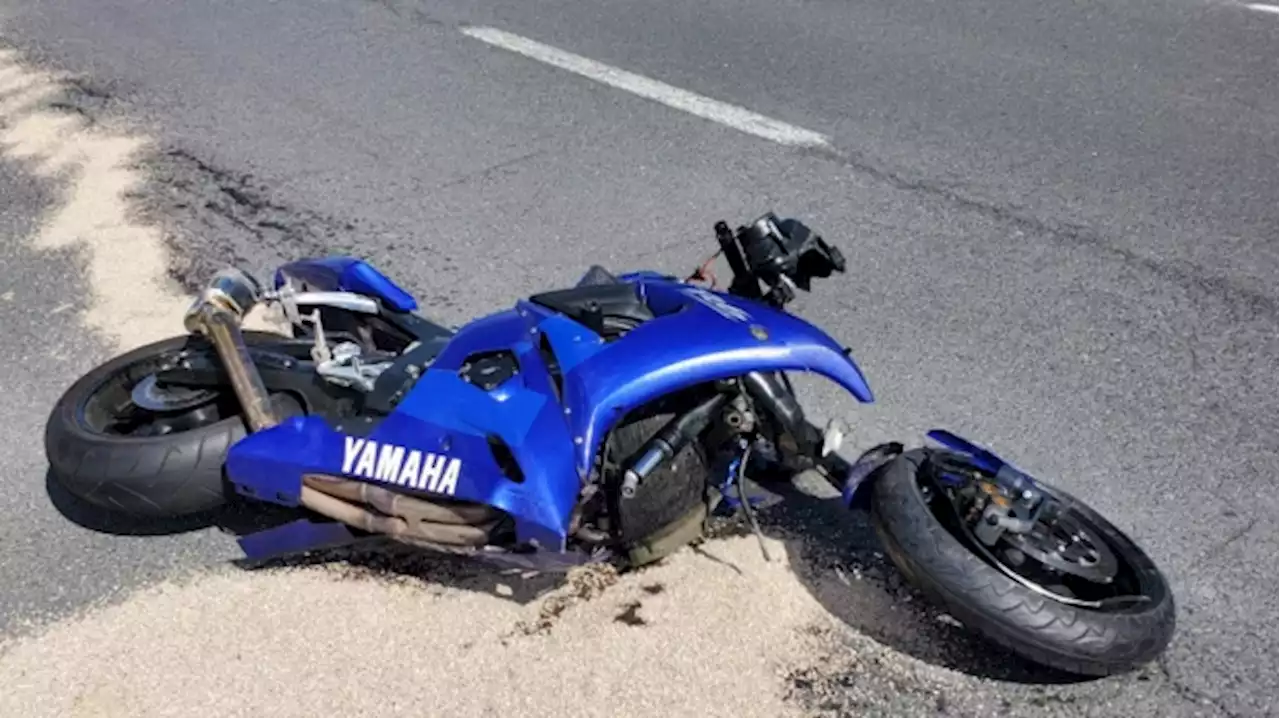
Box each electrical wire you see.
[735,444,772,562]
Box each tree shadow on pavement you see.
[748,469,1100,687]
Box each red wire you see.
[684,250,722,288]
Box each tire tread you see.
[870,450,1176,676]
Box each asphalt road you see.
[1,0,1276,715]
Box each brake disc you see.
[1003,513,1120,584]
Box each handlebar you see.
[714,212,846,307]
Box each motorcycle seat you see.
[528,266,654,333]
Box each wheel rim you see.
[914,451,1164,612]
[999,502,1119,584]
[75,345,238,438]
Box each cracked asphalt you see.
[0,0,1275,715]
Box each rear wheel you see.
[44,332,303,518]
[869,449,1176,676]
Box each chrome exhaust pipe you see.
[301,474,499,546]
[184,269,349,530]
[182,267,279,432]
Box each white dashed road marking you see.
[1244,2,1279,13]
[460,26,832,149]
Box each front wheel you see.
[869,449,1175,677]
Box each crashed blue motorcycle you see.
[44,212,1174,676]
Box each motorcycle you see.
[43,212,1175,677]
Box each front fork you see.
[738,370,904,511]
[714,370,844,509]
[740,371,822,462]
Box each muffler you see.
[183,268,279,432]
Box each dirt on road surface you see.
[0,535,840,718]
[0,40,1255,718]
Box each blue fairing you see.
[273,256,418,312]
[926,429,1007,474]
[226,302,581,550]
[554,279,873,478]
[226,269,873,552]
[924,428,1043,491]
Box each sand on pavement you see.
[0,535,844,718]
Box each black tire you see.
[869,449,1176,677]
[44,332,304,518]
